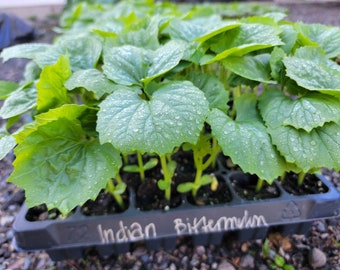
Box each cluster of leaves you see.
[1,0,340,216]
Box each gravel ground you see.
[1,2,340,269]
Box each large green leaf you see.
[208,94,286,182]
[195,20,241,43]
[0,132,16,160]
[36,55,72,112]
[103,45,148,86]
[295,22,340,58]
[202,23,282,64]
[15,104,91,144]
[65,69,117,97]
[103,40,185,86]
[279,24,298,54]
[34,34,102,70]
[8,118,122,215]
[263,89,340,132]
[223,54,274,83]
[283,47,340,97]
[143,40,185,84]
[0,44,50,62]
[97,81,209,156]
[187,71,229,111]
[259,87,340,172]
[0,83,37,119]
[0,81,19,99]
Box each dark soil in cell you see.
[281,172,329,195]
[230,172,280,200]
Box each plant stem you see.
[255,178,264,193]
[106,179,125,210]
[297,172,306,186]
[137,152,145,182]
[192,167,203,198]
[160,155,171,201]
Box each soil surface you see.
[1,2,340,269]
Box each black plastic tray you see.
[12,173,340,261]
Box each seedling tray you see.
[12,173,340,261]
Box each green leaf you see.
[0,83,37,119]
[36,55,72,112]
[143,40,185,84]
[0,133,16,160]
[295,22,340,58]
[103,45,148,86]
[8,118,122,215]
[123,165,140,173]
[114,182,127,195]
[200,174,214,186]
[0,43,50,62]
[259,87,340,172]
[195,20,241,43]
[157,179,171,191]
[15,104,92,144]
[203,23,282,64]
[65,69,117,97]
[0,81,19,99]
[223,54,274,83]
[144,158,158,170]
[187,71,229,111]
[258,87,340,132]
[103,41,185,86]
[177,182,194,193]
[270,47,286,81]
[279,24,298,54]
[284,93,340,132]
[35,35,102,70]
[97,81,209,156]
[167,18,207,42]
[283,265,295,270]
[283,47,340,97]
[274,255,285,267]
[208,94,286,182]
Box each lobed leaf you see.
[208,94,287,182]
[203,23,283,64]
[36,55,72,112]
[259,87,340,172]
[103,41,185,86]
[283,52,340,97]
[97,81,209,156]
[0,134,16,160]
[0,83,37,119]
[65,69,117,97]
[0,81,19,99]
[0,44,50,62]
[187,71,229,111]
[35,35,102,70]
[8,118,122,215]
[295,22,340,58]
[223,54,274,83]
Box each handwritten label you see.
[97,210,267,244]
[98,221,157,244]
[174,210,267,235]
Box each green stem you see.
[202,138,220,171]
[106,179,124,210]
[192,167,203,198]
[160,155,171,201]
[297,172,306,186]
[255,178,264,193]
[137,152,145,182]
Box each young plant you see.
[123,152,158,182]
[177,132,220,198]
[1,0,340,216]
